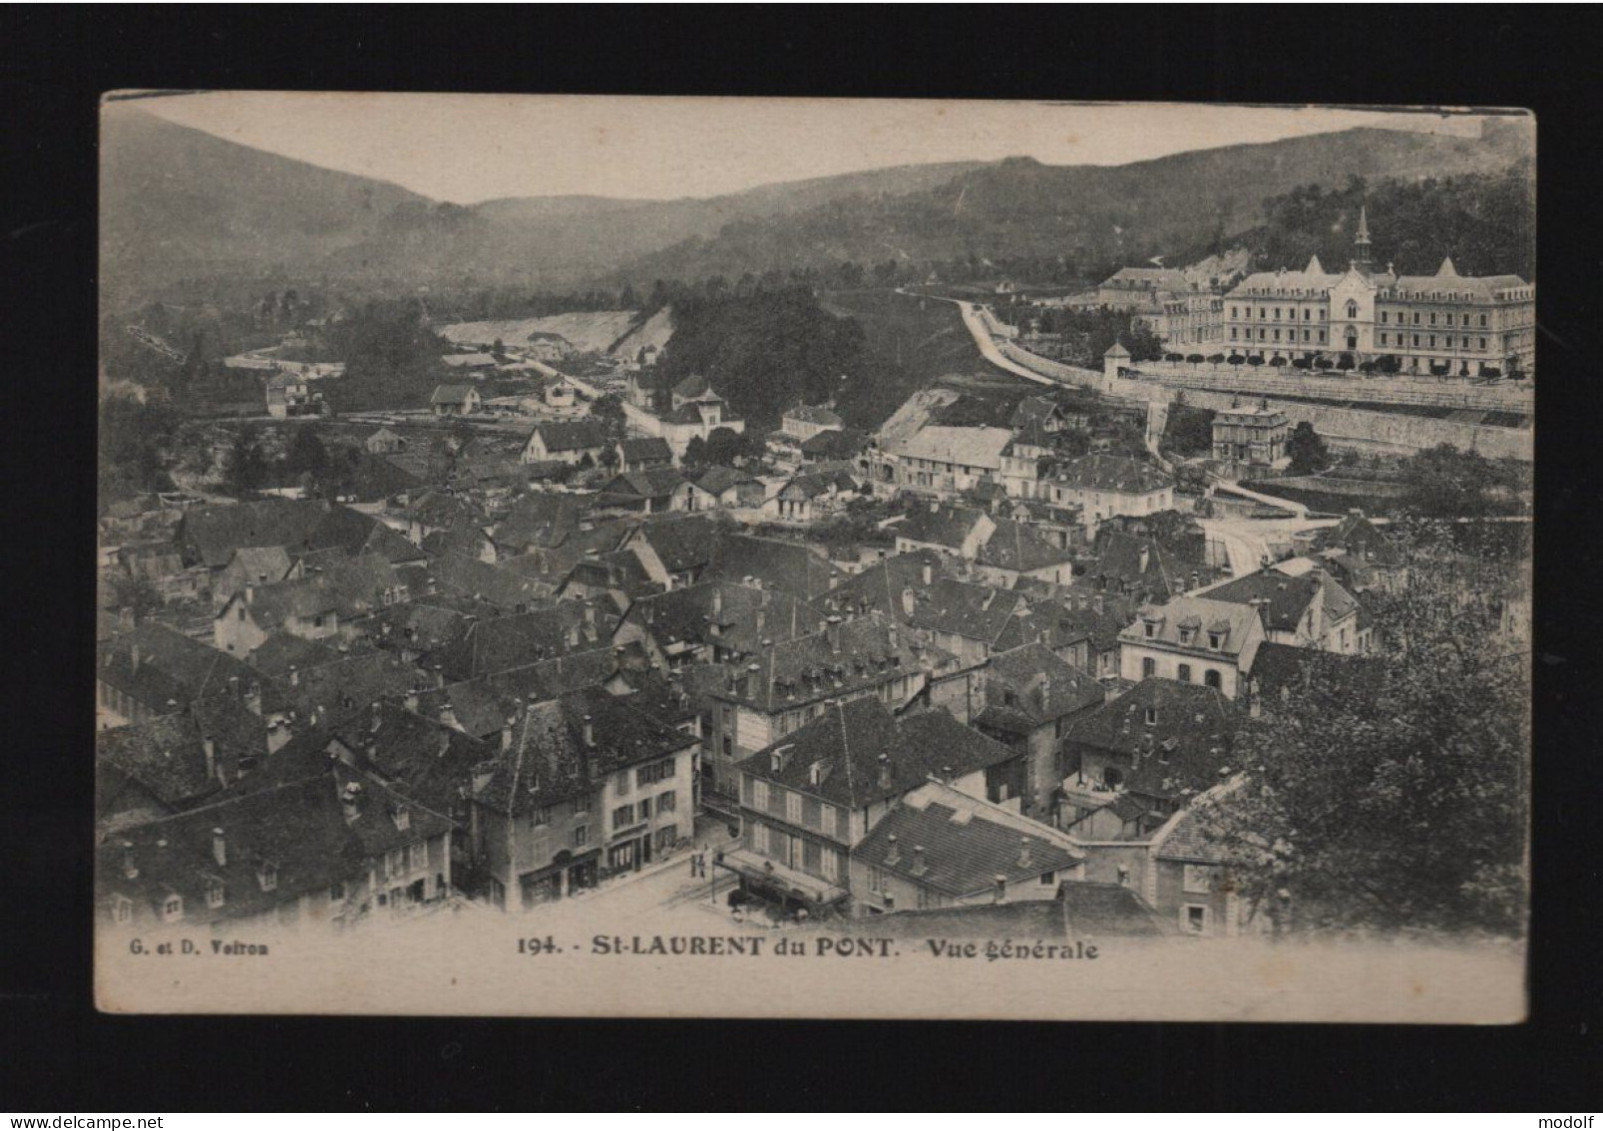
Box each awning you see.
[716,847,848,908]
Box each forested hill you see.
[613,120,1533,286]
[1206,160,1535,280]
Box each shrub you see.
[1206,353,1225,364]
[1292,357,1312,370]
[1186,353,1205,364]
[1269,355,1287,367]
[1336,353,1355,370]
[1247,354,1265,365]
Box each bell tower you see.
[1354,205,1373,273]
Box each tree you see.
[1400,444,1510,518]
[1162,395,1216,458]
[285,425,330,478]
[225,426,268,497]
[589,394,628,444]
[1196,522,1528,939]
[682,435,709,468]
[109,573,165,623]
[1286,422,1330,475]
[704,427,747,467]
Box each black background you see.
[2,6,1598,1113]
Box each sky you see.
[116,92,1491,205]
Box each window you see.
[205,878,225,909]
[1144,707,1157,727]
[258,863,278,892]
[1380,310,1388,324]
[113,896,133,924]
[1413,334,1420,347]
[532,805,552,828]
[751,779,767,810]
[1204,669,1222,690]
[1413,312,1420,325]
[237,607,245,621]
[1183,904,1211,935]
[1429,312,1436,325]
[1184,864,1213,894]
[1345,300,1358,318]
[614,769,631,796]
[1039,870,1056,886]
[1318,330,1326,343]
[1103,766,1123,788]
[1480,337,1487,350]
[767,784,786,817]
[1379,332,1387,346]
[1479,314,1487,327]
[1144,621,1156,638]
[657,790,676,813]
[1207,632,1221,651]
[313,615,324,629]
[1141,657,1156,679]
[867,865,886,894]
[1273,307,1280,320]
[1177,663,1192,683]
[162,895,183,922]
[1429,335,1436,348]
[409,842,429,873]
[612,804,635,830]
[573,824,589,847]
[1230,328,1238,341]
[385,849,405,879]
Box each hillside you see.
[100,103,432,307]
[616,120,1533,285]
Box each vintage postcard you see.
[95,94,1532,1021]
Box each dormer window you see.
[162,894,183,922]
[1144,621,1156,639]
[1178,628,1194,646]
[257,863,278,892]
[1208,632,1222,651]
[205,878,225,909]
[112,895,133,924]
[1144,707,1157,727]
[392,805,410,832]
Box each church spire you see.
[1354,205,1373,272]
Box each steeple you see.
[1354,205,1373,272]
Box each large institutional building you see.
[1222,209,1535,376]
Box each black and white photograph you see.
[92,93,1533,1022]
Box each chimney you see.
[1017,837,1032,869]
[130,642,141,674]
[245,681,262,716]
[121,842,138,880]
[404,686,420,713]
[993,874,1007,903]
[885,834,901,866]
[910,845,928,876]
[711,588,723,619]
[584,603,596,627]
[471,760,496,796]
[501,713,516,751]
[1117,865,1131,887]
[743,662,760,699]
[755,608,765,635]
[433,663,445,689]
[877,753,892,790]
[340,781,362,824]
[211,827,227,868]
[288,664,299,687]
[582,714,594,747]
[202,736,216,782]
[921,561,933,587]
[826,615,842,652]
[1249,678,1262,719]
[439,702,459,732]
[901,587,915,618]
[1138,545,1150,574]
[1092,594,1104,615]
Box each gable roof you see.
[894,503,990,550]
[97,623,262,713]
[738,698,1015,809]
[706,534,841,600]
[1062,678,1242,804]
[974,643,1104,735]
[854,781,1082,897]
[472,686,697,815]
[1120,595,1263,668]
[975,519,1075,574]
[618,436,673,463]
[529,420,607,453]
[907,577,1033,647]
[820,550,946,625]
[430,383,479,404]
[709,615,936,714]
[1203,567,1359,634]
[1051,454,1170,495]
[491,493,587,553]
[435,601,619,683]
[895,425,1012,470]
[622,580,825,658]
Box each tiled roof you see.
[423,551,554,613]
[820,550,947,625]
[618,437,673,463]
[893,503,989,551]
[854,782,1082,897]
[709,615,934,714]
[1204,567,1359,634]
[1245,641,1387,705]
[908,578,1032,647]
[431,383,479,404]
[1120,596,1262,668]
[603,468,686,500]
[737,698,1015,809]
[633,514,720,575]
[894,425,1012,470]
[706,534,842,600]
[530,421,607,453]
[97,623,262,713]
[977,643,1104,731]
[623,581,825,658]
[327,700,491,815]
[1051,455,1170,496]
[491,493,587,553]
[975,520,1075,574]
[97,765,452,927]
[416,647,622,740]
[472,686,697,816]
[176,498,331,569]
[279,651,431,731]
[234,552,402,631]
[244,634,339,680]
[97,700,267,815]
[434,601,619,683]
[1062,679,1242,804]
